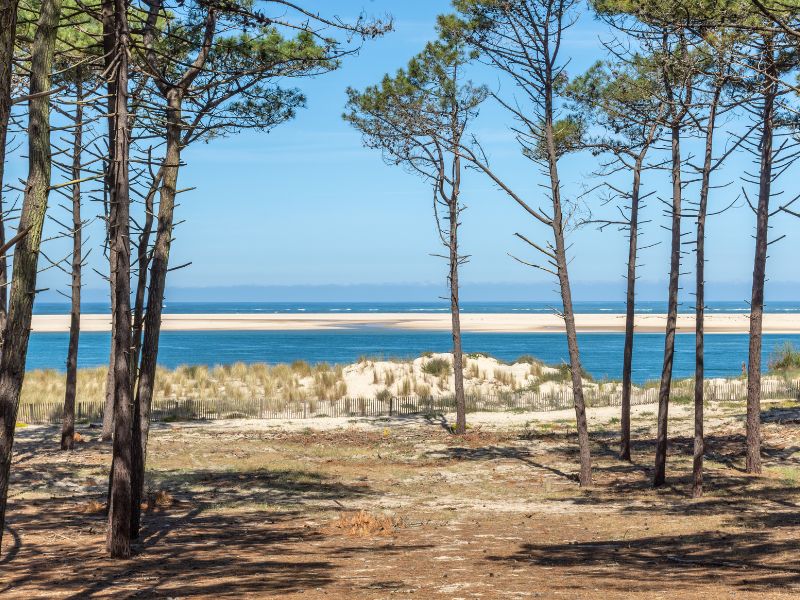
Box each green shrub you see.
[515,355,539,365]
[422,357,451,378]
[769,342,800,373]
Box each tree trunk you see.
[131,168,162,384]
[101,321,115,440]
[105,0,134,558]
[0,0,21,349]
[621,157,644,462]
[131,92,182,537]
[0,0,62,553]
[545,115,591,487]
[449,154,466,435]
[654,121,682,488]
[61,78,84,451]
[99,0,117,445]
[693,87,721,498]
[746,42,776,476]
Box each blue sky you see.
[8,0,800,302]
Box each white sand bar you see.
[29,312,800,333]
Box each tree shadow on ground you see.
[485,529,800,593]
[1,459,373,597]
[425,422,800,522]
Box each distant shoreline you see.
[29,312,800,334]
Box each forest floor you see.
[1,397,800,598]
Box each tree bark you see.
[449,153,466,435]
[130,167,162,384]
[101,318,115,440]
[131,91,181,537]
[105,0,134,558]
[654,120,682,488]
[746,41,776,476]
[0,0,62,553]
[0,0,21,349]
[545,114,592,486]
[99,0,117,445]
[620,156,644,462]
[130,6,216,537]
[61,78,84,451]
[693,85,721,498]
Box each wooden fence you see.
[16,377,800,426]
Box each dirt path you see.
[1,399,799,598]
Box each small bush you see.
[537,370,569,384]
[422,357,451,378]
[769,342,800,373]
[515,355,539,365]
[534,362,592,384]
[290,360,312,377]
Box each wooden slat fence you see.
[16,378,800,425]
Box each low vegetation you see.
[769,342,800,375]
[19,353,562,406]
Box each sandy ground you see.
[195,401,683,433]
[29,311,800,333]
[2,397,800,598]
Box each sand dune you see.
[28,312,800,333]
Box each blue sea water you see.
[31,300,800,315]
[26,329,800,384]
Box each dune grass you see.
[769,342,800,377]
[20,361,348,406]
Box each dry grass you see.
[323,510,402,537]
[17,353,549,408]
[21,354,794,421]
[78,500,105,514]
[20,361,349,406]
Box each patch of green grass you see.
[771,465,800,485]
[537,370,569,384]
[671,394,693,406]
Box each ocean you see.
[32,300,800,315]
[26,329,800,384]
